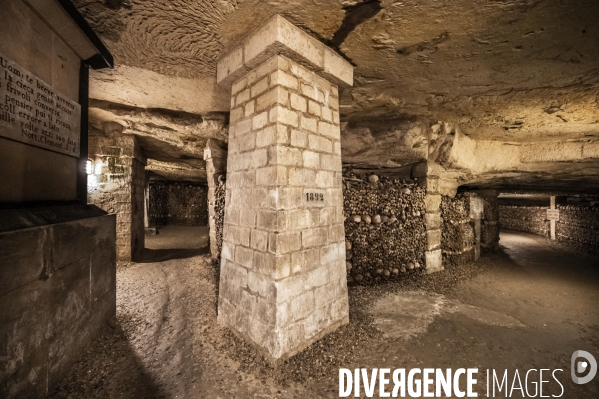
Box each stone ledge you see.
[217,15,353,88]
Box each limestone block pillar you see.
[413,161,444,273]
[476,189,499,250]
[215,15,353,360]
[204,139,228,261]
[88,129,146,261]
[424,177,443,273]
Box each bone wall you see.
[499,206,550,237]
[343,174,426,283]
[555,204,599,255]
[439,192,499,267]
[213,176,226,262]
[441,194,475,267]
[149,182,208,226]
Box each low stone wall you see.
[556,204,599,255]
[0,206,116,398]
[149,182,209,226]
[343,174,426,284]
[499,206,550,237]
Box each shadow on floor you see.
[136,247,209,263]
[51,321,165,399]
[139,225,210,262]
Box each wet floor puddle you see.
[367,291,526,339]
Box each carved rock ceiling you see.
[75,0,599,190]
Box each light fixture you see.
[86,159,94,175]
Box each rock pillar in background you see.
[469,196,484,261]
[476,189,499,251]
[215,15,353,360]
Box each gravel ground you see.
[51,231,599,398]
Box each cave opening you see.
[145,177,210,252]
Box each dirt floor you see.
[51,230,599,398]
[145,225,210,250]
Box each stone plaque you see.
[469,197,484,219]
[303,189,326,207]
[547,209,560,221]
[0,53,81,157]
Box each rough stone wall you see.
[441,194,476,266]
[499,206,550,237]
[0,210,116,398]
[148,182,209,226]
[343,175,426,284]
[88,132,146,260]
[218,54,348,360]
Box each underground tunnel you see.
[1,0,599,398]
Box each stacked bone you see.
[214,175,226,262]
[556,204,599,255]
[440,194,475,266]
[343,173,426,285]
[149,182,209,226]
[498,206,550,237]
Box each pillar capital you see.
[217,15,353,88]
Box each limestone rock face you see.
[74,0,599,190]
[88,102,228,175]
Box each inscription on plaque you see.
[0,53,81,157]
[469,197,484,219]
[547,209,560,221]
[303,189,326,207]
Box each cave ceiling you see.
[75,0,599,190]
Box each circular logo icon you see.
[571,350,597,384]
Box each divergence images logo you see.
[571,350,597,385]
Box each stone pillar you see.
[473,217,482,261]
[424,176,443,273]
[476,189,499,251]
[413,160,462,273]
[204,139,228,261]
[88,127,146,261]
[215,15,353,361]
[467,195,485,261]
